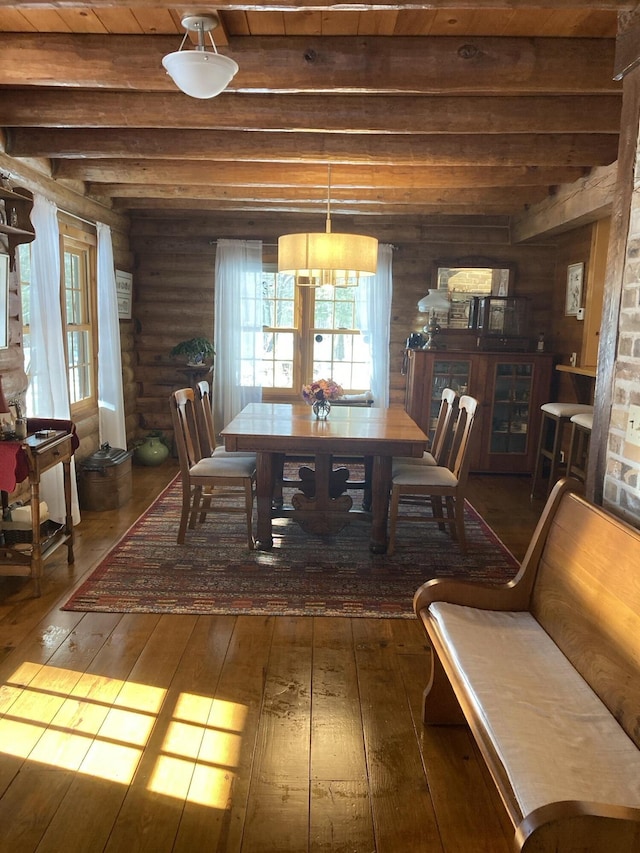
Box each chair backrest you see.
[431,387,458,465]
[446,395,479,482]
[194,379,216,457]
[170,388,204,474]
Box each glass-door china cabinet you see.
[404,349,554,473]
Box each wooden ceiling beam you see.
[0,90,622,134]
[511,162,616,240]
[7,127,619,169]
[89,180,571,201]
[0,34,619,94]
[50,164,586,189]
[53,138,616,181]
[20,129,618,167]
[103,191,543,215]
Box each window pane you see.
[18,245,31,327]
[63,240,93,406]
[273,332,294,360]
[261,270,297,390]
[261,330,295,389]
[312,330,369,390]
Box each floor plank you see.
[311,617,367,783]
[352,619,444,852]
[242,616,313,852]
[0,463,543,852]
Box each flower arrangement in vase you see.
[301,378,344,419]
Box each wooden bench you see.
[413,477,640,852]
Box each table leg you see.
[255,451,275,551]
[362,455,373,512]
[370,455,391,553]
[63,459,74,564]
[272,452,285,509]
[30,476,42,596]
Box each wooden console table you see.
[0,430,75,596]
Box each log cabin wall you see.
[130,211,563,441]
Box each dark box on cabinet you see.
[78,444,133,511]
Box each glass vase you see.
[312,399,331,420]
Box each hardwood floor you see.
[0,463,544,853]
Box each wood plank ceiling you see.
[0,2,628,223]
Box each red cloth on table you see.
[0,442,29,492]
[0,419,78,494]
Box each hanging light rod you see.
[162,13,238,100]
[278,164,378,288]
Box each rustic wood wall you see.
[549,222,602,404]
[129,210,587,444]
[0,158,600,481]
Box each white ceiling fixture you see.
[162,13,238,100]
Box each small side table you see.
[177,364,212,390]
[0,430,74,596]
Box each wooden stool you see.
[530,402,594,498]
[567,411,594,483]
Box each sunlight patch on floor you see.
[0,664,247,806]
[148,693,246,809]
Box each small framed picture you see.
[565,262,584,317]
[115,269,133,320]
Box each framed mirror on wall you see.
[431,258,515,329]
[0,253,8,349]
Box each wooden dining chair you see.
[393,387,458,472]
[170,388,256,548]
[387,394,479,555]
[194,379,256,461]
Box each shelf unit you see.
[404,349,554,473]
[0,185,35,263]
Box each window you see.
[260,268,370,398]
[309,285,370,390]
[18,222,97,416]
[261,269,297,391]
[62,233,96,409]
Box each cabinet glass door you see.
[489,362,532,454]
[430,360,470,439]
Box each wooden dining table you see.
[221,402,428,553]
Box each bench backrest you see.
[529,484,640,750]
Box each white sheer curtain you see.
[96,222,127,450]
[213,239,263,435]
[29,193,80,523]
[356,243,393,408]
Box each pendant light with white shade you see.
[278,166,378,287]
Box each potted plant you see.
[170,337,215,366]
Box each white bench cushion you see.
[428,602,640,818]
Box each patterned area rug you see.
[63,474,519,618]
